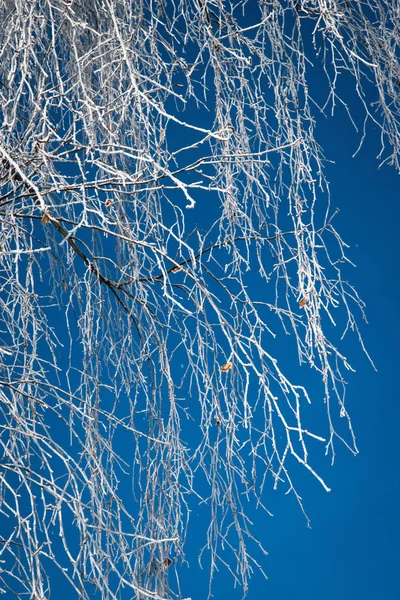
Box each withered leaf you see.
[299,298,307,308]
[41,212,50,224]
[171,266,181,273]
[220,362,232,372]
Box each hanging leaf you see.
[220,362,232,372]
[171,266,181,273]
[105,199,113,206]
[41,212,50,224]
[299,298,307,308]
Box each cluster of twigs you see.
[0,1,398,598]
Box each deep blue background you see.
[258,125,400,600]
[176,104,400,600]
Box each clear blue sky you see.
[176,100,400,600]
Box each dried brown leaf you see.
[220,362,232,372]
